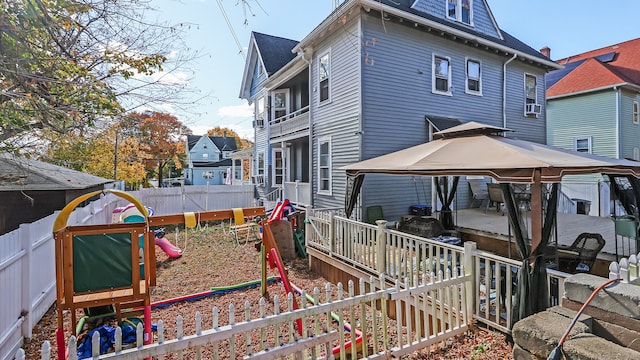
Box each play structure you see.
[53,189,266,359]
[114,204,183,259]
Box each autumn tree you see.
[0,0,200,154]
[130,111,192,186]
[206,126,252,149]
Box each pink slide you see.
[155,237,183,258]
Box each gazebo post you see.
[530,170,543,265]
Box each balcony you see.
[269,106,310,141]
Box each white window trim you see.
[256,151,265,176]
[465,57,482,96]
[524,73,539,116]
[318,50,331,104]
[574,137,592,154]
[317,136,332,195]
[432,54,452,96]
[446,0,474,26]
[633,100,639,124]
[271,148,284,187]
[633,147,639,161]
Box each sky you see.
[150,0,640,140]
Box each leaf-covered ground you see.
[22,223,512,359]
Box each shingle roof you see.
[547,38,640,97]
[376,0,551,63]
[252,32,299,75]
[0,153,111,191]
[191,158,233,168]
[187,135,238,152]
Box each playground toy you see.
[227,207,260,245]
[53,189,266,359]
[114,204,183,258]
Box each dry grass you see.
[21,222,512,359]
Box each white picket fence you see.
[304,207,571,334]
[609,253,640,284]
[16,272,470,359]
[1,185,254,360]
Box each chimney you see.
[540,46,551,58]
[223,130,226,139]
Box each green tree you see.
[0,0,198,154]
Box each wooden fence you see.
[1,186,254,360]
[16,273,470,359]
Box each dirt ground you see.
[21,223,513,359]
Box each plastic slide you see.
[155,236,183,259]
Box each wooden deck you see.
[453,208,617,259]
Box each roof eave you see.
[293,0,561,71]
[547,82,640,100]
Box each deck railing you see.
[304,207,571,334]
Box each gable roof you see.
[252,32,299,75]
[0,153,111,191]
[547,38,640,98]
[239,32,299,100]
[293,0,559,70]
[187,135,238,152]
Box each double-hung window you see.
[447,0,472,25]
[318,137,332,194]
[319,52,330,103]
[574,137,592,153]
[433,55,451,95]
[466,58,481,94]
[525,74,537,105]
[633,101,639,124]
[257,151,265,183]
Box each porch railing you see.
[269,106,310,139]
[283,181,311,207]
[304,207,571,334]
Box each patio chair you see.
[468,178,489,208]
[228,208,260,245]
[557,232,605,273]
[485,183,505,215]
[366,205,396,228]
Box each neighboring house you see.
[184,135,241,185]
[239,0,560,221]
[0,153,113,235]
[546,38,640,216]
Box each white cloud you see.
[217,103,253,118]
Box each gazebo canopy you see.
[341,121,640,326]
[342,122,640,183]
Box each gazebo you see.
[342,122,640,325]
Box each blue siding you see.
[356,14,546,220]
[311,19,362,210]
[411,0,501,39]
[249,55,268,98]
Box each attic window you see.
[447,0,472,25]
[258,61,264,76]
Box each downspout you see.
[300,48,313,205]
[503,53,518,131]
[614,86,620,159]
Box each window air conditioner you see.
[525,103,542,115]
[253,118,264,128]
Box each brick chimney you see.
[540,46,551,58]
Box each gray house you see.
[240,0,560,221]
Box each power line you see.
[215,0,245,59]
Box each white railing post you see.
[20,223,32,338]
[295,180,300,205]
[463,241,477,321]
[328,212,335,255]
[375,220,388,274]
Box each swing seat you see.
[228,208,259,245]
